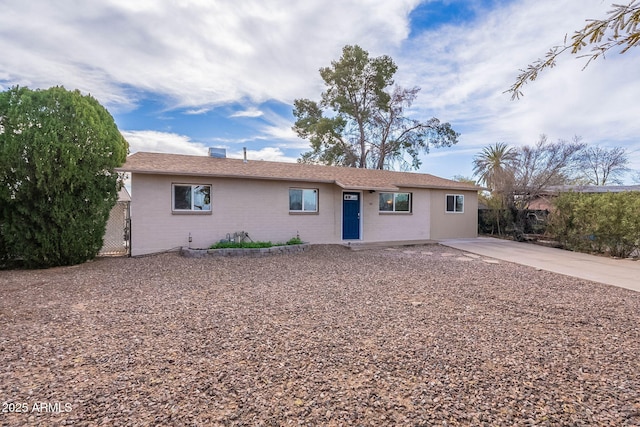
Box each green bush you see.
[548,191,640,258]
[0,86,128,268]
[285,236,303,245]
[210,241,274,249]
[209,236,304,249]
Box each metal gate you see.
[99,189,131,257]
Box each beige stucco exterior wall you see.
[428,189,478,240]
[130,174,475,255]
[130,174,343,255]
[360,188,431,242]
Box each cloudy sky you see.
[2,0,639,182]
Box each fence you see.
[99,200,130,256]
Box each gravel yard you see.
[1,244,639,426]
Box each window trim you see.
[445,194,464,213]
[289,188,319,214]
[172,183,212,214]
[378,192,412,213]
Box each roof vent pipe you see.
[208,147,226,158]
[243,147,247,163]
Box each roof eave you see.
[335,181,400,192]
[116,168,337,185]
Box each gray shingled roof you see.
[117,152,479,192]
[542,185,640,194]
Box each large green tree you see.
[0,86,128,268]
[293,45,459,170]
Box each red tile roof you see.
[118,152,479,192]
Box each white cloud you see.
[121,130,208,156]
[0,0,420,110]
[228,147,297,163]
[184,107,211,115]
[259,125,307,148]
[122,130,299,164]
[3,0,639,180]
[395,0,640,179]
[229,108,264,118]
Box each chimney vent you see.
[243,147,247,163]
[208,147,226,158]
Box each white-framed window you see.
[172,184,211,212]
[289,188,318,212]
[379,192,411,212]
[446,194,464,213]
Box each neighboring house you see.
[117,150,480,256]
[528,185,640,211]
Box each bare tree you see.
[368,86,458,170]
[576,145,630,185]
[472,137,584,237]
[511,135,586,209]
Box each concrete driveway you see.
[440,237,640,292]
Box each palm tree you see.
[472,142,517,196]
[473,143,518,236]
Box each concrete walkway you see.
[439,237,640,293]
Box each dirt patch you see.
[1,244,639,425]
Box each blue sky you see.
[2,0,639,183]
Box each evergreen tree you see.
[293,45,458,170]
[0,86,128,268]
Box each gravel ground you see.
[1,244,639,426]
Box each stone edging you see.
[180,243,310,258]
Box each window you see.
[289,188,318,212]
[446,194,464,213]
[173,184,211,212]
[379,192,411,212]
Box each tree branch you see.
[507,1,640,100]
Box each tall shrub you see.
[548,192,640,257]
[596,192,640,257]
[0,86,128,268]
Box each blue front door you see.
[342,192,360,240]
